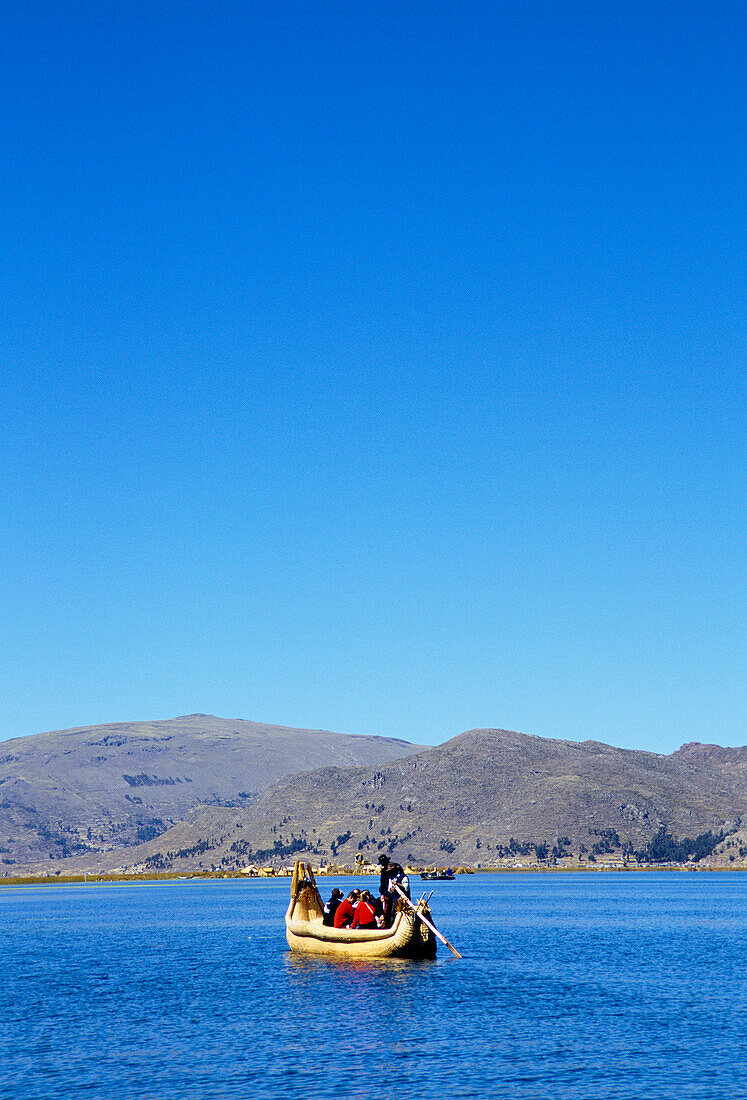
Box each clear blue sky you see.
[1,1,744,752]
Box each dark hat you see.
[378,854,390,865]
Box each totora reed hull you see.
[285,860,437,960]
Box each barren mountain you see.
[0,713,417,869]
[43,727,747,875]
[671,742,747,770]
[226,728,747,866]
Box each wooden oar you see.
[393,884,463,958]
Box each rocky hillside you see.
[231,729,747,864]
[35,728,747,875]
[0,713,418,869]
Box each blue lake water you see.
[1,873,746,1099]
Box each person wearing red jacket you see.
[352,890,378,930]
[333,890,359,928]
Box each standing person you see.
[387,862,410,899]
[377,854,393,923]
[378,855,411,925]
[378,853,391,897]
[323,887,343,926]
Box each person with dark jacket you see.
[378,855,410,925]
[323,888,343,926]
[387,862,410,898]
[378,853,391,898]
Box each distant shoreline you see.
[2,865,746,887]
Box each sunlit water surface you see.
[2,873,746,1099]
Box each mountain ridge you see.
[0,713,419,869]
[12,724,745,875]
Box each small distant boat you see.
[420,869,455,880]
[285,860,437,959]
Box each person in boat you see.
[377,854,393,923]
[351,890,379,930]
[389,862,410,897]
[378,855,411,925]
[333,889,360,928]
[377,853,392,898]
[372,892,386,924]
[323,887,343,926]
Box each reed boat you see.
[285,860,437,960]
